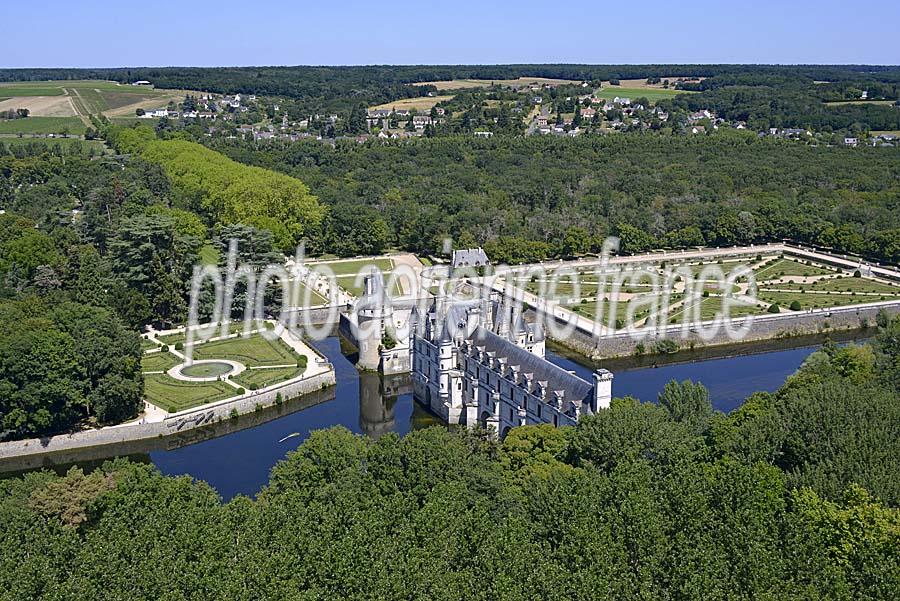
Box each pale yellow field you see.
[0,95,76,117]
[369,95,455,111]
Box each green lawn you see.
[192,334,299,367]
[755,259,835,280]
[0,84,66,96]
[312,257,394,276]
[0,117,86,135]
[668,296,764,322]
[180,362,234,378]
[144,375,236,413]
[593,86,691,102]
[140,338,159,351]
[294,280,331,305]
[334,274,402,297]
[234,366,305,390]
[570,293,675,328]
[141,351,181,372]
[762,277,900,295]
[758,291,888,311]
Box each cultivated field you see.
[0,80,203,121]
[0,116,86,135]
[0,95,76,116]
[369,95,454,111]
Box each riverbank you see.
[0,367,336,464]
[548,328,870,372]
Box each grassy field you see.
[0,80,201,119]
[141,351,181,373]
[234,366,304,389]
[667,296,764,322]
[0,83,66,96]
[593,86,690,102]
[0,116,86,135]
[370,95,454,112]
[180,362,234,378]
[872,130,900,136]
[570,294,669,327]
[144,375,236,413]
[311,257,394,276]
[333,274,404,297]
[192,334,299,367]
[762,277,900,295]
[755,259,835,280]
[758,291,887,310]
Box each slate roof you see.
[471,326,593,401]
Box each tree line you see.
[0,314,897,599]
[206,131,900,264]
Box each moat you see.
[1,330,867,500]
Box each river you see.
[2,331,867,500]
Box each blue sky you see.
[3,0,899,67]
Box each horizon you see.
[5,62,900,70]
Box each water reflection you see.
[1,333,866,499]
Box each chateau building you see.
[410,293,612,436]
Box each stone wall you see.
[534,301,900,360]
[0,369,336,462]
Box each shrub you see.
[634,343,646,357]
[174,342,183,351]
[789,300,802,311]
[161,345,169,352]
[229,408,239,419]
[254,403,263,412]
[853,270,862,278]
[275,392,283,405]
[236,387,245,395]
[297,355,308,368]
[767,304,781,313]
[654,339,678,354]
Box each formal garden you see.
[140,331,310,413]
[510,254,900,329]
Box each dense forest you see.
[1,317,898,599]
[205,132,900,264]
